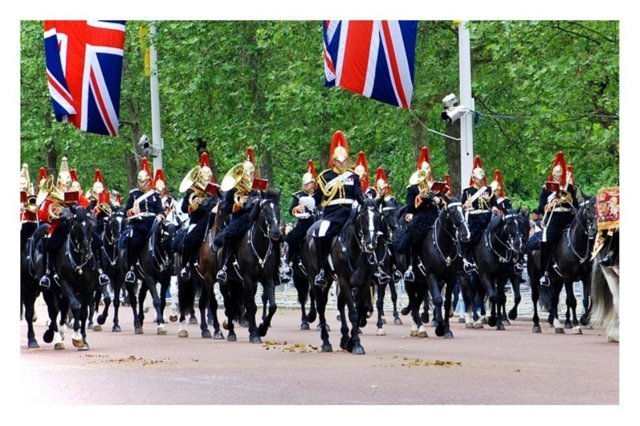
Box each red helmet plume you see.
[138,156,152,185]
[492,169,506,198]
[354,151,369,191]
[548,151,567,186]
[154,168,167,194]
[416,146,431,171]
[469,155,486,186]
[375,167,392,194]
[200,151,211,168]
[328,130,349,168]
[92,169,107,194]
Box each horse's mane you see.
[263,188,280,204]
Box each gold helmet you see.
[375,167,391,194]
[154,168,167,195]
[548,151,567,184]
[301,159,317,187]
[199,151,214,184]
[328,131,349,168]
[243,147,257,179]
[19,163,30,192]
[57,156,72,190]
[469,155,487,186]
[70,168,82,192]
[92,169,106,194]
[137,157,152,185]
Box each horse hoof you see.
[222,320,229,330]
[157,326,167,335]
[381,317,386,325]
[177,329,188,338]
[322,343,333,353]
[250,336,262,344]
[135,327,144,335]
[488,317,497,327]
[422,314,430,324]
[352,346,365,355]
[435,324,445,337]
[43,329,54,343]
[458,317,466,323]
[77,342,90,351]
[532,326,542,334]
[227,334,237,342]
[573,327,582,335]
[497,323,505,331]
[300,322,310,331]
[418,329,428,338]
[410,329,419,337]
[72,338,84,348]
[473,322,484,329]
[189,317,198,325]
[564,322,573,329]
[554,327,565,334]
[169,315,178,322]
[481,317,488,324]
[430,320,438,328]
[54,342,65,350]
[465,322,474,329]
[112,325,121,333]
[400,307,410,316]
[503,319,511,326]
[93,324,102,332]
[444,331,454,339]
[213,331,225,340]
[97,315,107,325]
[394,318,403,325]
[508,311,518,321]
[376,328,386,336]
[28,340,39,349]
[202,330,212,339]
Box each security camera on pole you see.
[440,21,475,194]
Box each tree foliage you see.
[20,20,618,220]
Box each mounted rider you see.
[354,151,377,199]
[214,148,262,285]
[177,151,220,280]
[373,166,393,201]
[393,146,447,283]
[154,168,180,224]
[87,168,114,286]
[36,157,84,288]
[20,163,39,241]
[120,157,165,284]
[538,151,579,287]
[461,155,499,274]
[311,130,365,288]
[286,159,318,270]
[69,168,90,208]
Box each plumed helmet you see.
[137,157,152,184]
[70,168,81,192]
[375,167,391,194]
[93,169,106,194]
[57,156,72,189]
[199,151,214,183]
[328,130,349,167]
[243,147,257,177]
[491,169,506,198]
[154,168,167,193]
[469,155,486,186]
[301,159,317,186]
[19,163,30,192]
[38,167,49,186]
[548,151,567,185]
[444,173,454,197]
[416,146,432,172]
[354,151,369,191]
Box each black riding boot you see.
[180,247,193,280]
[124,247,137,284]
[403,246,415,283]
[539,241,551,287]
[216,243,232,285]
[314,237,328,288]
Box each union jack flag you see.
[44,20,126,136]
[323,20,418,109]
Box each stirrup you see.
[314,270,326,288]
[124,270,136,284]
[98,273,111,287]
[514,263,524,273]
[375,270,390,285]
[539,274,550,287]
[552,262,561,276]
[216,267,228,284]
[39,275,51,289]
[392,269,403,281]
[180,266,191,281]
[599,253,614,267]
[463,259,477,274]
[403,268,415,283]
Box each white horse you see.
[590,259,619,343]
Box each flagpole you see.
[458,20,474,193]
[149,21,163,171]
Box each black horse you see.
[402,199,470,339]
[504,211,530,322]
[373,195,403,335]
[528,197,597,333]
[134,219,176,335]
[470,211,523,331]
[88,208,126,332]
[305,198,382,354]
[289,234,318,331]
[20,220,40,348]
[40,207,98,350]
[219,190,282,343]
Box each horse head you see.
[502,210,524,254]
[355,198,382,254]
[104,208,125,246]
[578,196,598,240]
[443,198,470,243]
[67,206,95,268]
[379,196,400,241]
[257,189,282,242]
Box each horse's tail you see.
[539,284,553,312]
[590,262,614,328]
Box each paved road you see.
[17,295,619,409]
